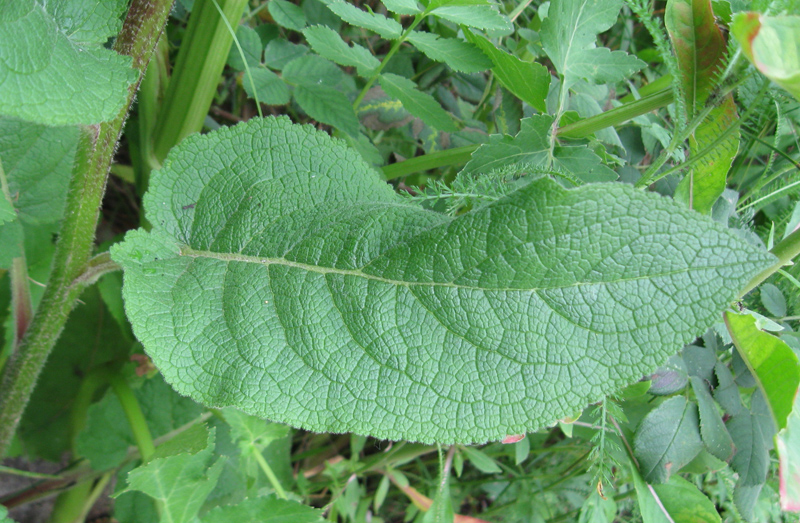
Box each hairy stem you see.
[0,0,174,459]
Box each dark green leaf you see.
[383,0,421,15]
[264,40,309,70]
[112,117,773,444]
[227,25,263,71]
[634,397,703,483]
[326,1,402,39]
[728,412,769,486]
[243,68,290,105]
[682,344,716,382]
[690,376,734,461]
[760,283,787,317]
[406,31,491,73]
[199,497,325,523]
[379,73,457,131]
[649,355,689,396]
[294,85,361,136]
[429,5,511,32]
[269,0,307,31]
[303,25,380,76]
[713,362,744,415]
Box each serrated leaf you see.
[690,376,734,461]
[429,5,512,32]
[243,68,290,105]
[357,87,412,130]
[713,361,744,415]
[383,0,422,15]
[264,40,309,70]
[634,397,704,483]
[777,394,800,510]
[304,25,380,76]
[0,0,137,125]
[227,25,263,71]
[461,115,616,183]
[728,412,769,492]
[112,116,774,444]
[295,85,361,136]
[326,1,402,39]
[540,0,644,88]
[282,54,353,92]
[760,283,787,317]
[199,497,325,522]
[732,13,800,103]
[682,344,716,382]
[407,32,491,73]
[725,311,800,430]
[630,461,721,523]
[269,0,307,31]
[123,424,224,523]
[379,73,457,131]
[76,375,203,471]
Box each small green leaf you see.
[725,311,800,430]
[732,13,800,102]
[227,25,263,71]
[326,1,402,39]
[269,0,307,31]
[199,497,325,522]
[540,0,644,88]
[242,68,291,105]
[728,412,769,487]
[379,73,457,131]
[713,362,744,415]
[578,491,616,523]
[406,31,491,73]
[0,0,137,125]
[630,461,721,523]
[760,283,787,317]
[264,40,309,70]
[304,25,380,76]
[429,5,512,32]
[383,0,421,15]
[123,424,224,523]
[634,397,703,483]
[514,436,530,465]
[461,446,502,474]
[282,54,352,92]
[374,475,391,511]
[113,117,773,444]
[777,394,800,510]
[461,115,616,183]
[0,196,14,226]
[295,85,361,136]
[682,344,716,382]
[690,376,734,461]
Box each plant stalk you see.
[0,0,174,459]
[739,227,800,298]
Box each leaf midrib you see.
[180,245,752,293]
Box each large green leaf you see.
[630,460,721,523]
[732,13,800,103]
[379,73,457,132]
[304,25,380,77]
[0,0,137,126]
[540,0,644,88]
[326,1,402,39]
[112,116,773,444]
[777,394,800,510]
[199,497,325,523]
[406,31,492,74]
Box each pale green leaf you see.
[379,73,457,131]
[540,0,644,87]
[429,5,512,32]
[199,497,325,523]
[0,197,14,226]
[634,397,704,483]
[326,1,402,39]
[463,29,548,112]
[578,491,616,523]
[732,13,800,103]
[427,0,493,8]
[112,116,774,444]
[227,25,263,71]
[76,375,203,471]
[123,424,224,523]
[0,0,138,125]
[777,394,800,510]
[760,283,787,317]
[303,25,380,76]
[461,115,616,183]
[690,376,734,461]
[243,68,290,105]
[630,461,721,523]
[383,0,421,15]
[725,311,800,430]
[406,31,492,73]
[461,446,502,473]
[268,0,307,31]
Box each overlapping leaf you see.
[113,117,773,444]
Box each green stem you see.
[108,375,156,461]
[0,0,174,460]
[352,14,426,110]
[739,227,800,298]
[252,447,288,499]
[557,88,674,139]
[152,0,249,163]
[382,145,477,179]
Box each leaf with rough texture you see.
[304,25,380,76]
[732,13,800,103]
[269,0,307,31]
[326,1,402,39]
[243,68,290,105]
[383,0,421,15]
[199,497,325,523]
[112,116,774,444]
[429,5,511,32]
[407,32,491,74]
[725,311,800,430]
[77,375,203,471]
[690,376,734,461]
[777,394,800,511]
[123,424,224,523]
[540,0,644,88]
[379,73,457,131]
[462,30,548,112]
[461,115,616,183]
[634,397,704,483]
[0,0,137,125]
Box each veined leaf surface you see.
[113,117,773,444]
